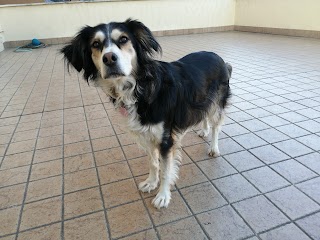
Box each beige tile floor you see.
[0,32,320,240]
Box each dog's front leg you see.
[152,146,179,209]
[138,148,160,193]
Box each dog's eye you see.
[119,36,129,44]
[92,41,100,48]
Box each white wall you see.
[0,0,235,42]
[235,0,320,31]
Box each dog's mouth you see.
[106,72,125,78]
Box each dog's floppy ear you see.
[61,26,97,81]
[125,18,162,57]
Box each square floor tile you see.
[33,146,63,163]
[296,212,320,240]
[228,111,255,122]
[6,139,36,155]
[221,123,249,137]
[181,131,206,146]
[295,153,320,173]
[279,102,306,111]
[64,168,98,193]
[94,147,126,166]
[233,133,268,149]
[26,176,61,203]
[64,187,103,219]
[107,201,152,239]
[245,108,273,118]
[91,136,119,152]
[224,151,264,172]
[276,124,310,138]
[278,112,308,123]
[271,159,317,183]
[64,212,108,240]
[297,134,320,151]
[263,105,290,114]
[18,223,61,240]
[259,115,290,127]
[36,135,63,149]
[273,139,313,158]
[180,182,227,214]
[64,141,92,158]
[243,166,289,193]
[122,144,147,160]
[255,128,290,144]
[98,161,132,184]
[296,120,320,133]
[176,163,207,188]
[239,119,270,132]
[218,138,244,155]
[197,157,237,180]
[0,183,25,209]
[157,217,207,240]
[64,153,95,174]
[213,174,259,202]
[259,223,310,240]
[30,159,62,181]
[0,166,30,187]
[128,156,149,177]
[146,191,191,226]
[1,151,33,170]
[102,178,141,208]
[249,145,290,164]
[20,196,61,231]
[233,195,289,233]
[183,143,210,162]
[297,177,320,204]
[0,206,21,236]
[197,206,253,240]
[296,108,320,119]
[233,101,257,111]
[266,186,319,220]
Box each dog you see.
[61,19,232,209]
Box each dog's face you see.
[61,19,161,82]
[90,26,137,79]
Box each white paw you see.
[152,190,171,209]
[138,178,158,193]
[198,130,209,138]
[208,149,220,158]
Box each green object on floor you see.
[14,41,46,52]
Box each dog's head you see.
[61,19,161,82]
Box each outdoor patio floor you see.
[0,31,320,240]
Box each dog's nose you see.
[103,52,118,66]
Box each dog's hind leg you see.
[198,117,210,138]
[152,139,180,209]
[138,148,160,193]
[208,109,224,157]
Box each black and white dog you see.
[61,19,232,209]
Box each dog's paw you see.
[208,149,220,158]
[152,191,171,209]
[198,130,209,138]
[138,178,158,193]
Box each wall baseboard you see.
[235,25,320,39]
[4,26,234,48]
[4,25,320,48]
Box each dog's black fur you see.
[61,19,232,208]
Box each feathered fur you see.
[61,19,232,209]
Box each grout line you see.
[77,72,112,240]
[0,51,45,170]
[13,48,55,240]
[97,89,162,240]
[60,50,66,240]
